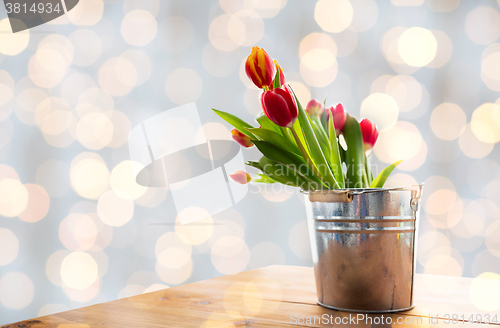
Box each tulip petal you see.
[230,171,251,184]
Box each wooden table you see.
[4,266,499,327]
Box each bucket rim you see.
[303,184,424,203]
[300,183,424,194]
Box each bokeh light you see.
[18,184,50,223]
[208,14,246,52]
[425,0,460,12]
[470,272,500,311]
[314,0,353,33]
[430,103,466,140]
[299,33,338,87]
[465,6,500,45]
[99,57,138,97]
[458,124,494,159]
[0,178,29,217]
[156,232,193,285]
[0,272,35,310]
[97,190,134,227]
[110,160,147,200]
[360,93,399,131]
[398,27,437,67]
[0,19,29,56]
[175,208,214,245]
[470,103,500,143]
[70,153,110,199]
[123,0,160,17]
[0,228,19,265]
[374,121,427,171]
[211,236,250,274]
[67,0,104,25]
[60,252,99,290]
[121,10,158,47]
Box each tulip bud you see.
[306,99,324,116]
[274,60,285,87]
[326,103,346,135]
[231,129,254,148]
[260,84,298,128]
[230,170,251,184]
[359,118,379,151]
[245,47,276,90]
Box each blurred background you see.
[1,0,500,324]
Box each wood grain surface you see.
[3,266,499,328]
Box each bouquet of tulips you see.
[214,47,402,191]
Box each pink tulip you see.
[230,171,251,184]
[260,84,298,128]
[231,129,253,148]
[306,99,324,116]
[326,103,346,135]
[359,118,379,151]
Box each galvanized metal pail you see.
[304,185,423,313]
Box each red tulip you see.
[306,99,324,116]
[274,60,285,87]
[326,103,346,135]
[230,171,251,184]
[260,84,298,128]
[359,118,379,151]
[231,129,253,148]
[245,47,276,90]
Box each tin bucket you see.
[304,185,423,313]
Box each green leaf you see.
[310,115,331,162]
[253,140,305,166]
[280,126,295,144]
[253,141,324,187]
[273,65,281,89]
[256,112,282,135]
[253,174,278,184]
[291,119,309,155]
[213,109,255,138]
[328,114,345,188]
[257,157,305,188]
[369,159,403,188]
[246,161,263,171]
[246,128,301,156]
[365,154,374,185]
[320,109,328,132]
[291,88,339,189]
[343,115,364,188]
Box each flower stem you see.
[290,127,326,186]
